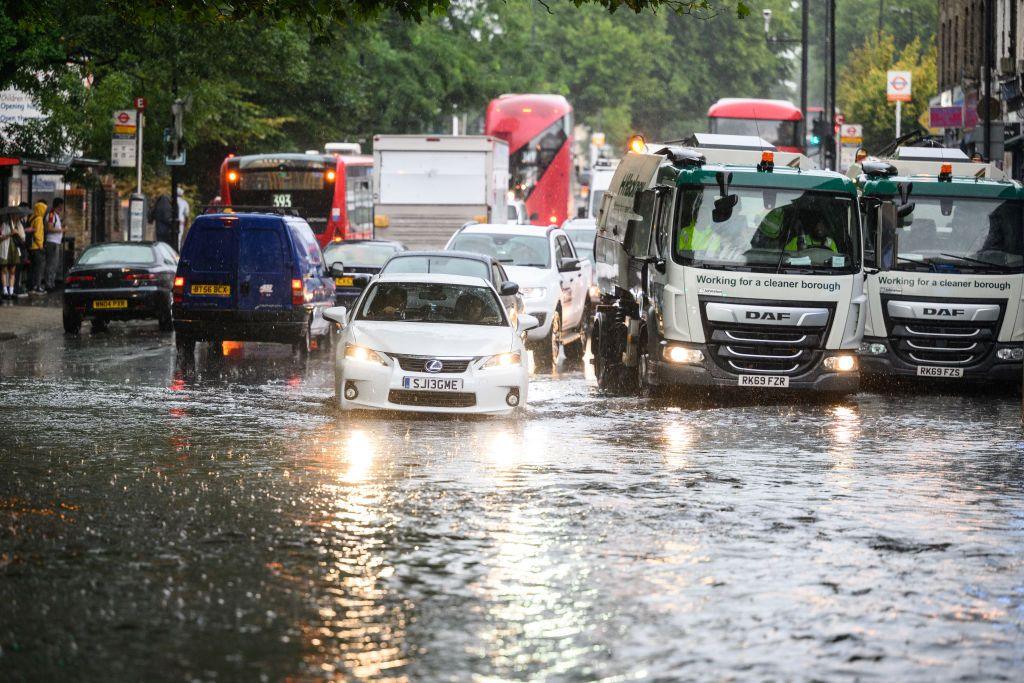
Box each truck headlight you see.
[824,354,857,372]
[663,345,704,365]
[480,352,521,369]
[996,347,1024,361]
[858,342,887,355]
[520,287,547,300]
[345,344,389,366]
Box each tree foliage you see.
[836,33,937,153]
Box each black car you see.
[322,239,406,307]
[379,250,522,317]
[63,241,178,334]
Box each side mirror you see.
[323,305,348,327]
[897,202,915,227]
[558,257,581,272]
[518,313,540,332]
[577,206,587,219]
[353,274,370,287]
[499,281,519,296]
[876,202,897,271]
[328,262,345,277]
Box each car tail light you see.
[291,278,304,306]
[66,274,95,284]
[127,272,158,284]
[173,276,185,304]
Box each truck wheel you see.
[63,308,81,335]
[635,330,653,398]
[592,314,632,394]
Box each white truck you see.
[856,147,1024,383]
[591,134,865,395]
[372,135,509,249]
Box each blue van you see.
[173,213,336,359]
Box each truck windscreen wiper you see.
[938,253,1016,272]
[897,255,933,271]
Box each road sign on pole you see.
[111,109,137,168]
[886,71,913,102]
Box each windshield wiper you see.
[938,253,1016,272]
[897,255,934,271]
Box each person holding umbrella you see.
[0,205,31,299]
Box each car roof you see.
[456,223,555,237]
[374,273,495,288]
[324,239,404,248]
[386,250,498,264]
[194,212,287,228]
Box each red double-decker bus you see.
[707,98,803,153]
[219,152,374,248]
[485,94,573,226]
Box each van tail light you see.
[173,276,185,304]
[291,278,305,306]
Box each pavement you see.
[0,291,63,340]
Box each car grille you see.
[388,390,477,408]
[889,319,998,367]
[702,302,831,377]
[391,355,473,373]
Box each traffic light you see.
[164,99,187,166]
[810,118,830,146]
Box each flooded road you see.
[2,322,1023,681]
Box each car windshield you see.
[673,186,859,273]
[357,282,506,326]
[867,196,1024,273]
[323,242,398,268]
[382,255,490,281]
[78,244,155,265]
[449,233,551,268]
[563,227,596,262]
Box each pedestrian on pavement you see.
[150,193,175,246]
[28,199,47,294]
[176,187,190,251]
[43,197,65,291]
[13,202,31,297]
[0,212,19,299]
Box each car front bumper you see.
[337,356,527,415]
[522,299,555,342]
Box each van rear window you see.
[183,227,236,270]
[241,228,286,272]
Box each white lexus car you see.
[323,274,538,415]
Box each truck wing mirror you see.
[876,202,898,271]
[499,281,519,296]
[897,201,915,227]
[558,257,581,272]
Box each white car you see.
[323,273,538,415]
[445,223,592,373]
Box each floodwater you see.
[1,321,1023,681]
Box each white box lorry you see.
[372,135,509,249]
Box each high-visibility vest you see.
[677,223,721,252]
[785,234,838,252]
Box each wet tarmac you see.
[1,320,1023,681]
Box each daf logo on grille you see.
[746,310,790,321]
[425,359,444,373]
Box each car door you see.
[554,233,585,329]
[492,262,519,324]
[238,224,290,311]
[179,221,238,311]
[646,188,675,323]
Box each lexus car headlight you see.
[480,352,522,369]
[344,344,389,366]
[520,287,547,300]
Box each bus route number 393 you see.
[272,193,292,208]
[738,375,790,388]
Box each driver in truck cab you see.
[786,217,838,253]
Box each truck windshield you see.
[673,186,859,273]
[870,196,1024,273]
